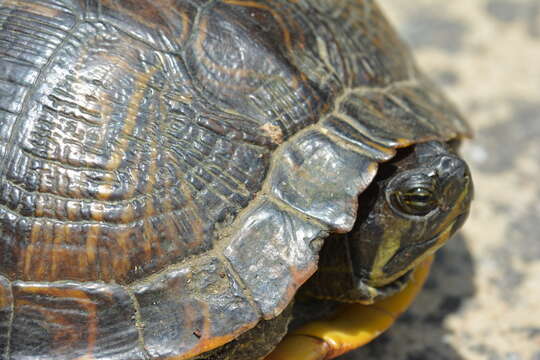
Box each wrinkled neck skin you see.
[348,140,473,302]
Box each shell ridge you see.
[129,255,260,360]
[8,280,146,359]
[124,286,152,360]
[218,123,381,319]
[0,3,80,180]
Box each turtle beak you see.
[365,154,473,294]
[357,208,470,304]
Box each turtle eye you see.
[389,174,439,216]
[393,186,437,216]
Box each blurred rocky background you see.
[342,1,540,359]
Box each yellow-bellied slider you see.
[0,0,472,359]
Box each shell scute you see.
[268,129,378,232]
[8,281,145,360]
[132,256,259,360]
[224,200,326,319]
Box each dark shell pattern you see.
[0,0,470,359]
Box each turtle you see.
[0,0,472,359]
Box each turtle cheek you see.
[378,234,440,284]
[375,202,471,287]
[361,210,443,288]
[355,216,413,287]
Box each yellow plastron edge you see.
[266,256,434,360]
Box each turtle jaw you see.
[353,270,413,305]
[358,211,469,304]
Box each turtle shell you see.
[0,0,470,359]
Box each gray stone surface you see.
[342,1,540,359]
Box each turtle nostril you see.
[436,156,466,178]
[444,156,457,169]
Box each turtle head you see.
[349,141,473,302]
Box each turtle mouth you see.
[391,210,468,277]
[357,270,414,304]
[362,212,468,303]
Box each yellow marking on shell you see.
[192,17,261,91]
[367,161,378,175]
[66,201,81,221]
[145,147,159,194]
[86,225,100,279]
[96,183,115,201]
[142,145,160,221]
[364,138,396,157]
[121,170,140,204]
[23,222,41,279]
[105,64,160,172]
[161,186,178,253]
[166,92,193,104]
[179,180,205,250]
[174,6,192,44]
[196,1,300,90]
[73,356,94,360]
[34,196,45,218]
[89,202,105,222]
[223,0,293,55]
[20,285,98,360]
[163,332,258,360]
[39,224,54,280]
[142,198,161,261]
[144,196,157,219]
[266,257,433,360]
[120,203,135,224]
[395,138,414,148]
[50,224,66,280]
[114,229,133,279]
[3,0,60,18]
